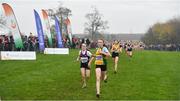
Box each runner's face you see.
[81,45,86,51]
[98,40,103,48]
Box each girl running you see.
[126,44,133,58]
[77,43,92,88]
[88,39,111,98]
[111,40,121,73]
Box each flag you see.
[65,18,73,44]
[42,9,53,47]
[2,3,23,49]
[34,10,45,51]
[55,16,64,48]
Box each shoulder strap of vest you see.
[85,50,87,56]
[80,50,82,56]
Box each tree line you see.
[141,16,180,46]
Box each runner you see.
[88,39,111,98]
[77,43,92,88]
[111,40,121,73]
[127,44,133,58]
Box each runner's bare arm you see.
[110,46,114,52]
[100,51,111,57]
[119,47,122,53]
[76,51,81,61]
[88,56,95,67]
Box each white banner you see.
[44,48,69,54]
[0,51,36,60]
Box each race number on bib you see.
[95,55,104,65]
[80,57,88,63]
[96,55,103,60]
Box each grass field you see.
[0,49,180,100]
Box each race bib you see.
[95,55,104,65]
[80,57,88,63]
[96,55,103,60]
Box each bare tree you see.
[84,7,109,40]
[46,2,72,37]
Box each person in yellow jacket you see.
[111,40,122,73]
[88,39,111,98]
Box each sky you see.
[0,0,180,36]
